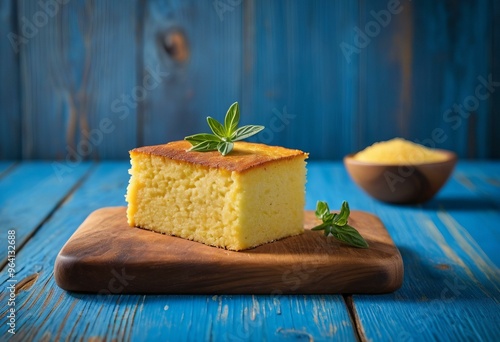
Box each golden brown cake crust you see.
[130,140,307,173]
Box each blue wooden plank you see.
[0,162,91,267]
[357,0,410,148]
[360,0,493,159]
[0,163,129,341]
[424,162,500,271]
[0,0,21,159]
[437,162,500,213]
[353,215,499,340]
[314,162,499,340]
[450,162,500,208]
[415,0,491,159]
[490,0,500,158]
[311,161,500,273]
[306,161,500,339]
[424,162,500,269]
[243,0,359,159]
[0,162,356,341]
[141,0,242,147]
[127,294,354,341]
[0,161,16,178]
[8,0,498,160]
[18,0,139,159]
[305,161,379,213]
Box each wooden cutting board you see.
[54,207,403,294]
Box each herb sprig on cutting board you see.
[311,201,369,248]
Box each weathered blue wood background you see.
[0,0,499,160]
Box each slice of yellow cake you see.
[126,140,308,251]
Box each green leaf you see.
[224,102,240,136]
[184,102,265,156]
[217,141,234,156]
[311,222,330,231]
[207,117,226,138]
[331,224,369,248]
[188,140,219,152]
[325,213,335,222]
[311,200,369,249]
[332,201,350,226]
[184,133,221,146]
[324,226,332,237]
[232,125,265,141]
[315,201,331,220]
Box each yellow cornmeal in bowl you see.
[353,138,448,164]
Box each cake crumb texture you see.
[126,141,307,250]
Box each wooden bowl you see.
[343,150,457,204]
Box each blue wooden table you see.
[0,161,499,341]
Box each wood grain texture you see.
[242,0,359,158]
[450,162,500,210]
[358,0,412,146]
[359,0,495,158]
[0,162,357,341]
[433,163,500,269]
[0,161,16,178]
[141,0,242,147]
[18,0,139,159]
[2,0,499,160]
[0,0,21,159]
[409,0,491,158]
[305,161,500,341]
[54,207,403,294]
[1,161,499,340]
[491,0,500,158]
[0,162,91,268]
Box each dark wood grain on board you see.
[54,207,403,294]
